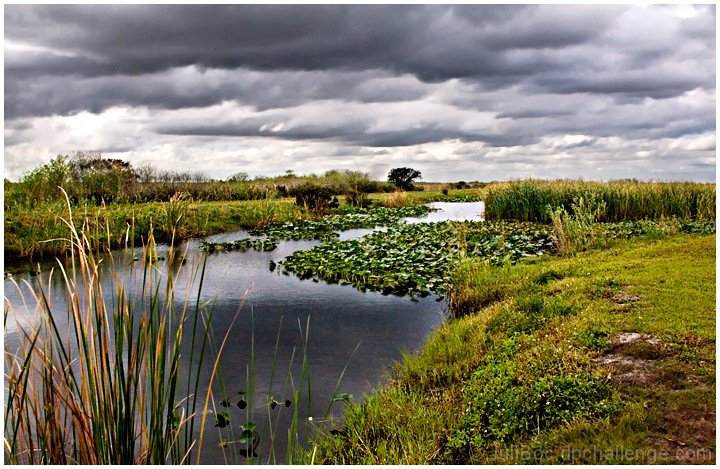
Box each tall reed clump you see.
[160,191,191,241]
[548,195,608,254]
[485,179,716,222]
[383,191,409,208]
[4,194,237,464]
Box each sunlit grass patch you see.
[309,234,715,464]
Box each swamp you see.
[4,174,716,464]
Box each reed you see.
[3,193,232,464]
[4,197,305,261]
[484,179,716,222]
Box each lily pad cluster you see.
[441,195,483,202]
[200,238,278,252]
[247,205,434,241]
[201,205,436,251]
[280,221,554,298]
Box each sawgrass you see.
[484,179,715,222]
[4,199,236,463]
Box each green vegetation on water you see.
[249,205,434,240]
[201,237,279,253]
[198,205,436,253]
[278,217,713,300]
[281,221,554,298]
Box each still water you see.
[4,202,484,463]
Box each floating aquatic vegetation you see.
[200,238,278,252]
[440,195,483,202]
[249,205,435,240]
[200,205,436,251]
[280,221,554,298]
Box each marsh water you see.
[3,201,484,463]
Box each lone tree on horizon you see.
[388,167,422,191]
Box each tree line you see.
[4,152,423,211]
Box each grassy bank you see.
[4,197,305,260]
[309,233,715,464]
[4,188,475,262]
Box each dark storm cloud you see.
[5,67,432,119]
[6,5,635,116]
[3,4,716,183]
[6,5,714,121]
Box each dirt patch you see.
[609,291,642,304]
[603,289,641,312]
[613,332,659,345]
[592,333,673,389]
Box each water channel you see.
[4,201,484,463]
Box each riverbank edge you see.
[4,189,473,263]
[307,233,716,464]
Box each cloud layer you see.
[4,5,716,181]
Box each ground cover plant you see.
[308,233,716,464]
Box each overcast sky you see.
[4,4,716,182]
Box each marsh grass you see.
[5,196,304,261]
[549,195,608,253]
[485,179,715,222]
[3,193,240,464]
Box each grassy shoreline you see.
[309,233,716,464]
[3,188,483,262]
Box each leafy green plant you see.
[574,327,612,351]
[290,183,339,213]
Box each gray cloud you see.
[3,5,716,182]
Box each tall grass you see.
[5,197,305,261]
[484,179,716,222]
[548,195,608,253]
[4,196,234,464]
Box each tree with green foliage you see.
[388,167,422,191]
[6,155,73,209]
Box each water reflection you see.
[3,202,482,463]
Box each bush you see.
[290,183,339,213]
[345,189,372,208]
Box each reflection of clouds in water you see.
[3,220,447,463]
[404,201,485,224]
